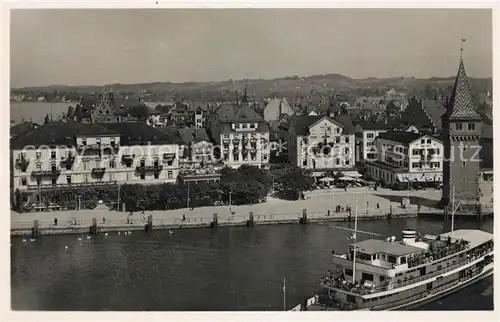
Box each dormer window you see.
[468,123,476,131]
[242,123,248,129]
[455,123,463,131]
[82,139,87,146]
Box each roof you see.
[216,102,263,123]
[10,122,35,136]
[178,128,210,145]
[333,113,356,134]
[288,115,323,136]
[263,98,295,121]
[101,122,183,145]
[376,131,424,145]
[443,59,481,121]
[350,239,423,256]
[355,121,393,131]
[10,123,119,149]
[439,229,493,249]
[422,100,447,131]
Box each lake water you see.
[10,102,73,124]
[11,217,493,311]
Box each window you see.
[412,162,420,168]
[302,159,307,166]
[380,276,386,282]
[111,138,116,146]
[336,128,341,134]
[250,123,256,129]
[412,149,419,155]
[468,123,476,131]
[367,133,374,139]
[223,134,230,138]
[154,172,159,179]
[345,136,349,143]
[83,161,88,170]
[109,160,116,168]
[140,173,146,180]
[361,272,374,281]
[242,123,248,129]
[426,139,431,144]
[51,163,57,172]
[400,257,407,264]
[462,177,467,183]
[50,151,56,159]
[66,175,71,184]
[420,139,425,144]
[344,148,349,154]
[455,123,463,131]
[82,139,87,146]
[387,255,397,264]
[51,178,57,185]
[21,178,27,186]
[336,158,340,165]
[36,151,41,159]
[140,159,146,167]
[335,137,340,144]
[345,159,350,165]
[167,171,173,179]
[462,161,467,167]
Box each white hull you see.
[388,262,493,311]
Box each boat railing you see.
[321,246,493,295]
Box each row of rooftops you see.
[9,122,214,150]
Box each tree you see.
[271,164,314,200]
[386,100,400,119]
[129,105,150,120]
[75,104,83,123]
[67,106,75,119]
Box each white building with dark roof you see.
[365,131,444,189]
[206,93,270,169]
[281,113,358,176]
[10,123,183,201]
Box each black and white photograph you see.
[7,4,495,314]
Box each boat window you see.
[387,255,397,264]
[379,276,386,282]
[400,256,407,264]
[362,272,374,281]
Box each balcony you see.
[232,138,240,145]
[91,167,106,178]
[135,165,164,173]
[31,169,61,178]
[60,155,75,170]
[15,157,30,171]
[122,154,135,167]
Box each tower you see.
[440,54,482,218]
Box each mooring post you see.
[211,213,218,228]
[247,211,255,227]
[89,217,98,235]
[300,209,308,225]
[32,220,40,238]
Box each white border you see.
[2,1,499,322]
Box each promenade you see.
[11,187,443,234]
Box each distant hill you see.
[11,73,492,103]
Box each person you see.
[377,203,380,209]
[182,214,186,221]
[54,218,58,226]
[103,217,106,224]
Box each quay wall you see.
[10,211,419,237]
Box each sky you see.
[10,9,493,88]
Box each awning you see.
[319,177,335,182]
[343,171,362,178]
[396,173,443,183]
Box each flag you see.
[462,38,467,42]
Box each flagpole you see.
[283,277,286,311]
[352,196,358,284]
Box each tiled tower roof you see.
[442,59,481,120]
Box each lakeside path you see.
[11,188,443,233]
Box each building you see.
[401,98,447,134]
[193,104,210,129]
[440,57,484,212]
[354,121,394,163]
[365,131,444,189]
[11,122,183,199]
[282,113,358,175]
[263,98,295,122]
[206,93,270,169]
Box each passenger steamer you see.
[292,197,494,311]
